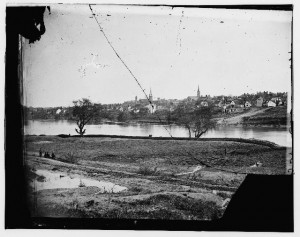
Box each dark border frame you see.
[5,4,294,231]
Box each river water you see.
[32,169,127,192]
[24,120,292,147]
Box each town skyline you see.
[25,88,289,108]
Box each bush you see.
[64,151,79,164]
[137,166,158,176]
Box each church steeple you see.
[197,85,200,98]
[149,88,153,102]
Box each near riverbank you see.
[25,135,288,219]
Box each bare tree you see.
[192,107,215,139]
[173,103,215,139]
[72,98,98,136]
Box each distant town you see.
[24,86,288,126]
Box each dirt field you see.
[24,135,288,220]
[216,108,269,125]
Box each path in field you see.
[217,108,269,125]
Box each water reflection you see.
[31,169,127,192]
[24,120,291,147]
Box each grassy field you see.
[242,106,289,126]
[24,135,288,220]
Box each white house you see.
[271,97,282,102]
[201,101,208,107]
[271,97,283,106]
[267,100,276,107]
[56,109,62,114]
[244,101,252,108]
[145,104,157,114]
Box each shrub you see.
[137,166,157,176]
[64,151,79,164]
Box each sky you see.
[23,4,292,107]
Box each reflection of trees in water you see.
[140,124,154,134]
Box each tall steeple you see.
[149,88,153,102]
[197,85,200,98]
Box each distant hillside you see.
[242,106,289,126]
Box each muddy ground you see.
[24,135,288,220]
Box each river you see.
[24,120,292,147]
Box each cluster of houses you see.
[118,87,287,115]
[216,96,285,114]
[25,106,72,120]
[119,91,180,114]
[26,88,287,119]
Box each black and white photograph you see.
[5,1,294,232]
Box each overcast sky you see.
[23,5,292,107]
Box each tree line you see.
[72,98,215,138]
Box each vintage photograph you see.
[5,3,293,231]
